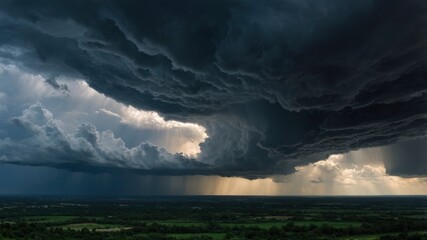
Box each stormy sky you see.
[0,0,426,195]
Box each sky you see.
[0,0,426,195]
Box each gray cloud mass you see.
[0,0,426,177]
[1,103,207,172]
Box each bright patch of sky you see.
[198,151,427,195]
[0,63,207,157]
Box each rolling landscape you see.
[0,196,426,240]
[0,0,426,239]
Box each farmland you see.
[0,196,426,240]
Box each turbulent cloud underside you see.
[0,0,426,177]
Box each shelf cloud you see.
[0,0,426,178]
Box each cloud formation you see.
[1,152,425,195]
[0,0,426,176]
[1,103,207,171]
[0,63,208,157]
[44,76,69,94]
[382,138,427,177]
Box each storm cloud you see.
[0,103,207,172]
[382,138,427,177]
[0,0,426,177]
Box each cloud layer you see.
[0,0,426,177]
[1,103,207,172]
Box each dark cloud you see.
[44,76,69,94]
[0,0,426,177]
[382,138,427,177]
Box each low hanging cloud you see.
[0,103,208,172]
[0,0,426,177]
[302,155,385,185]
[270,153,427,195]
[44,76,70,94]
[382,138,427,177]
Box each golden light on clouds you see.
[117,105,207,156]
[182,153,427,196]
[68,80,208,157]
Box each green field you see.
[337,231,427,240]
[24,215,78,223]
[154,220,361,229]
[293,220,362,228]
[0,196,426,240]
[338,236,380,240]
[61,223,126,231]
[153,221,206,227]
[221,220,360,229]
[168,233,225,240]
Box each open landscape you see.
[0,196,426,240]
[1,1,427,240]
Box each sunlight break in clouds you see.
[98,105,207,156]
[0,63,208,157]
[70,81,207,156]
[195,152,427,195]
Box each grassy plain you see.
[0,196,425,240]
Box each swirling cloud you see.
[0,0,426,177]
